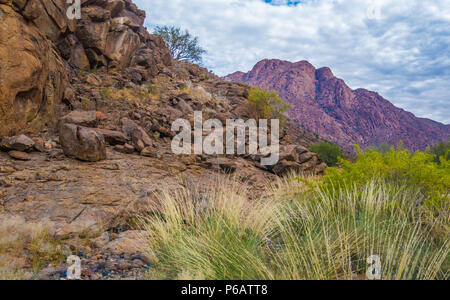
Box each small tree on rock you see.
[154,25,206,64]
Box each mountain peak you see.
[224,60,449,151]
[315,67,334,81]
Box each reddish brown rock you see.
[59,123,107,162]
[8,151,32,161]
[114,143,135,154]
[0,135,35,152]
[60,111,100,128]
[95,129,128,145]
[121,118,152,152]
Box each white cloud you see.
[135,0,450,124]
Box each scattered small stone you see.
[38,266,57,280]
[33,138,45,152]
[94,129,128,145]
[96,111,108,121]
[121,118,152,152]
[100,163,120,171]
[131,253,156,265]
[131,259,145,268]
[44,141,54,150]
[24,195,35,202]
[8,150,32,161]
[114,143,135,154]
[140,146,156,158]
[0,166,16,174]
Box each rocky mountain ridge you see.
[225,59,450,152]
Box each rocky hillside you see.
[0,0,171,137]
[0,1,326,279]
[225,59,450,152]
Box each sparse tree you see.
[247,87,290,124]
[154,25,206,64]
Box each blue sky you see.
[135,0,450,124]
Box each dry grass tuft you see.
[0,216,65,279]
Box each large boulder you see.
[59,123,107,162]
[0,134,35,152]
[0,0,173,136]
[60,110,101,127]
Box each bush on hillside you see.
[431,140,450,164]
[309,142,343,167]
[247,88,290,124]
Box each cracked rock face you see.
[0,3,67,137]
[0,0,172,137]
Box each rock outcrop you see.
[0,3,68,136]
[225,59,450,152]
[0,0,172,136]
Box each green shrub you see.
[247,88,290,124]
[323,144,450,210]
[367,142,394,154]
[309,142,343,167]
[146,84,155,94]
[431,140,450,163]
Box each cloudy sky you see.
[135,0,450,124]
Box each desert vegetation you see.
[154,25,206,64]
[0,217,66,280]
[140,146,449,280]
[309,142,343,167]
[247,87,290,124]
[431,139,450,163]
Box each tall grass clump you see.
[269,179,449,280]
[141,175,449,280]
[140,176,279,280]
